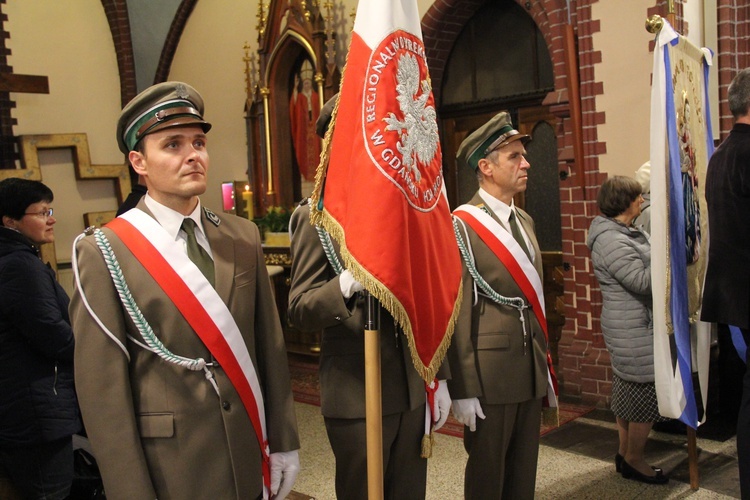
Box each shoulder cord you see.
[316,225,344,275]
[72,229,220,396]
[452,215,529,337]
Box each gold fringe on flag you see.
[309,35,463,383]
[420,430,434,459]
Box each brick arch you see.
[154,0,199,85]
[419,0,618,406]
[100,0,137,107]
[421,0,569,105]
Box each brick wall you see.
[716,2,750,140]
[0,0,17,167]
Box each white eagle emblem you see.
[384,53,439,183]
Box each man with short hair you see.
[70,81,300,499]
[701,67,750,498]
[448,111,553,499]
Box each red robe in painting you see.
[290,87,321,181]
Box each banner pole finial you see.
[645,14,664,34]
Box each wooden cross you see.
[0,73,49,94]
[0,69,49,166]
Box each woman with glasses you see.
[0,178,81,499]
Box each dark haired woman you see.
[587,175,669,485]
[0,178,81,499]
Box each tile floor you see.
[291,403,741,499]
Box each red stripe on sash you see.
[454,210,558,398]
[454,210,548,338]
[105,218,271,489]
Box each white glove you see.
[269,450,300,499]
[452,397,486,432]
[432,380,452,431]
[339,269,365,299]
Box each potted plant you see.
[255,206,292,246]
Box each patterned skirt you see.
[610,374,670,423]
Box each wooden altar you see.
[247,0,344,356]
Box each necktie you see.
[508,210,531,260]
[181,218,215,287]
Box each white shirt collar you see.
[143,194,205,241]
[477,188,535,262]
[478,187,515,225]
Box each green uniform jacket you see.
[447,192,548,404]
[70,200,299,500]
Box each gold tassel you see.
[542,406,560,427]
[420,432,434,458]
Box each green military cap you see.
[315,93,339,138]
[456,111,530,170]
[117,81,212,154]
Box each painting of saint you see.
[290,59,321,181]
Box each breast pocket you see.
[476,333,510,350]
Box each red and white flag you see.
[311,0,462,382]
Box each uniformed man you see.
[448,111,554,499]
[287,95,452,499]
[70,81,300,499]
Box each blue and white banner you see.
[649,20,713,429]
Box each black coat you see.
[701,123,750,329]
[0,227,81,446]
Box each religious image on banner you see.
[649,20,713,428]
[678,93,702,266]
[290,59,321,182]
[310,0,463,382]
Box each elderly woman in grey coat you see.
[587,176,668,485]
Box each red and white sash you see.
[110,209,271,496]
[453,204,558,405]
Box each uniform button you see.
[222,401,232,411]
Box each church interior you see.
[2,0,749,498]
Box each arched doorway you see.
[437,0,566,365]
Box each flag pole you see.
[364,291,384,500]
[645,10,700,490]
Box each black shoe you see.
[621,459,669,485]
[617,453,662,475]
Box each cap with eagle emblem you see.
[117,81,212,154]
[456,111,530,171]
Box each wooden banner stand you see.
[364,292,384,500]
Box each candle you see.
[242,185,254,220]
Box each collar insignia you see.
[203,207,221,227]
